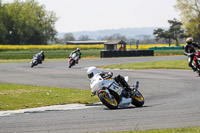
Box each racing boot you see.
[114,75,132,97]
[120,78,132,98]
[191,64,197,72]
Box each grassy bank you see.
[154,50,184,56]
[98,60,189,70]
[0,49,101,59]
[106,127,200,133]
[0,83,99,111]
[0,49,184,60]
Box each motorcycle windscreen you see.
[72,53,79,60]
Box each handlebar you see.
[133,81,139,89]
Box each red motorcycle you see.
[68,52,80,68]
[194,50,200,76]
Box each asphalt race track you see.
[1,56,200,133]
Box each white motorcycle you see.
[89,72,144,109]
[30,56,38,68]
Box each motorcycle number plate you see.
[109,82,122,94]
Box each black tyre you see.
[68,60,74,68]
[131,90,144,107]
[31,61,36,68]
[98,91,118,109]
[198,70,200,76]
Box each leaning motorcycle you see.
[30,56,38,68]
[90,74,144,109]
[68,52,80,68]
[194,50,200,76]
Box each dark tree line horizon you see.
[153,18,187,46]
[61,26,187,45]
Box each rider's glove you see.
[108,72,113,77]
[189,53,194,56]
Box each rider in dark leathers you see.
[69,48,82,64]
[34,51,45,64]
[184,38,200,72]
[33,51,45,64]
[100,71,131,96]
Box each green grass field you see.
[0,83,99,111]
[154,50,184,56]
[98,60,189,70]
[0,49,101,59]
[0,49,184,59]
[106,127,200,133]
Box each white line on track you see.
[0,103,101,117]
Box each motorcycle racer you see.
[87,66,131,94]
[33,51,45,64]
[184,38,200,72]
[69,48,82,64]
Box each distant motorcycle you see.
[68,52,80,68]
[30,55,43,68]
[194,50,200,76]
[30,56,38,68]
[89,74,144,109]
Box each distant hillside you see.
[57,27,168,40]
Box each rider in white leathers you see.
[87,66,131,94]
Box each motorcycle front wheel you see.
[31,61,37,68]
[68,60,74,68]
[131,90,144,107]
[98,91,118,109]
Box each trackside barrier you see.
[100,50,154,58]
[148,46,184,50]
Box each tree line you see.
[0,0,57,45]
[153,0,200,46]
[62,22,187,45]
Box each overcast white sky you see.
[4,0,180,33]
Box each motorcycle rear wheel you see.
[131,90,144,107]
[98,91,118,109]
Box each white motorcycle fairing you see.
[90,74,132,108]
[71,52,79,60]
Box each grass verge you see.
[0,49,184,60]
[0,83,99,111]
[154,50,184,56]
[0,49,101,59]
[98,60,190,70]
[105,127,200,133]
